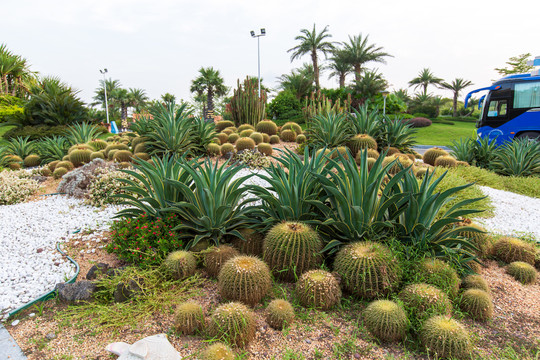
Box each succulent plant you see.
[8,162,21,170]
[231,228,264,256]
[456,160,470,167]
[68,143,94,154]
[62,155,70,161]
[315,148,332,157]
[280,129,297,142]
[237,124,255,132]
[70,149,92,167]
[217,133,229,145]
[255,120,278,135]
[262,133,270,143]
[263,222,322,281]
[458,223,490,257]
[405,153,416,162]
[163,250,196,280]
[174,301,205,334]
[249,132,264,145]
[218,255,272,306]
[334,146,349,160]
[421,316,472,359]
[228,133,239,144]
[422,147,449,166]
[220,143,236,156]
[239,129,254,138]
[41,168,51,177]
[204,245,240,277]
[333,241,402,299]
[296,270,341,310]
[222,129,233,135]
[493,237,535,265]
[415,167,428,178]
[382,154,414,175]
[207,143,222,157]
[208,302,256,347]
[107,149,119,161]
[87,139,108,151]
[257,143,273,156]
[113,150,133,163]
[460,289,493,321]
[383,146,401,156]
[266,299,295,330]
[131,136,147,149]
[23,154,41,167]
[281,122,302,134]
[434,155,458,168]
[6,155,23,164]
[366,148,380,159]
[216,120,235,132]
[296,134,306,144]
[133,143,147,154]
[55,160,74,171]
[53,167,68,179]
[90,151,105,160]
[461,275,489,293]
[269,135,280,144]
[366,157,376,171]
[416,259,461,298]
[349,134,378,156]
[118,161,131,169]
[104,143,129,157]
[133,152,150,161]
[363,300,408,342]
[235,137,256,152]
[399,283,452,320]
[201,342,235,360]
[506,261,537,284]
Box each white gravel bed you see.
[477,186,540,241]
[0,196,122,321]
[232,168,271,206]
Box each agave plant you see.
[37,136,69,163]
[5,136,35,158]
[491,138,540,177]
[473,135,497,169]
[190,116,216,155]
[65,122,100,145]
[115,155,197,219]
[146,101,196,157]
[379,117,417,150]
[305,111,353,149]
[251,147,334,230]
[448,138,475,163]
[129,114,154,136]
[348,104,384,141]
[166,159,256,250]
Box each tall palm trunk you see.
[312,50,320,89]
[339,74,345,88]
[206,88,214,119]
[453,93,458,118]
[121,103,128,120]
[354,64,362,82]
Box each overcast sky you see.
[2,0,539,105]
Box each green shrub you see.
[460,289,493,321]
[266,299,295,330]
[203,245,240,277]
[267,90,302,122]
[493,237,535,265]
[208,302,256,347]
[163,250,197,280]
[506,261,537,284]
[415,259,461,298]
[421,316,471,359]
[296,270,341,310]
[2,125,69,141]
[363,300,408,342]
[174,301,204,335]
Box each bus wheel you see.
[515,132,540,141]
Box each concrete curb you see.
[0,323,27,359]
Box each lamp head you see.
[260,28,266,35]
[250,30,255,37]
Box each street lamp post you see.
[380,90,390,117]
[99,69,110,124]
[250,28,266,98]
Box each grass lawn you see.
[0,125,15,146]
[414,122,476,146]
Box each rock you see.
[106,333,181,360]
[86,263,109,280]
[305,339,311,344]
[36,248,44,253]
[29,312,35,318]
[45,332,56,340]
[55,281,97,303]
[113,279,142,303]
[107,267,126,278]
[11,319,19,326]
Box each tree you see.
[342,34,391,83]
[408,68,443,96]
[495,53,534,76]
[441,78,473,117]
[110,88,132,121]
[328,49,353,88]
[128,88,148,112]
[393,88,411,104]
[190,67,228,119]
[161,93,176,104]
[278,68,314,100]
[0,44,37,98]
[92,78,122,119]
[288,24,335,90]
[350,69,388,107]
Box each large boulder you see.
[55,281,97,303]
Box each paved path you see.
[0,323,26,359]
[413,145,451,155]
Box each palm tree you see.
[408,68,443,96]
[93,79,122,118]
[393,88,410,104]
[110,88,133,121]
[128,88,148,113]
[328,49,353,88]
[0,44,36,97]
[161,93,176,104]
[341,34,391,83]
[441,78,473,117]
[288,24,335,90]
[278,68,314,100]
[350,69,388,106]
[190,67,228,119]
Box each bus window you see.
[514,81,540,108]
[487,100,507,117]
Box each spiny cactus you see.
[333,241,402,299]
[8,162,21,170]
[281,122,302,134]
[53,167,68,179]
[231,228,264,256]
[228,133,239,144]
[366,157,376,171]
[263,222,322,281]
[239,129,254,138]
[257,143,273,156]
[133,143,147,154]
[280,129,297,142]
[382,154,414,175]
[493,237,535,265]
[266,299,295,330]
[174,301,205,335]
[131,136,147,149]
[218,255,272,306]
[249,132,264,145]
[366,148,380,159]
[461,275,490,293]
[383,146,400,156]
[349,134,378,156]
[69,149,92,167]
[23,154,41,167]
[56,161,74,171]
[315,148,332,157]
[398,283,452,320]
[506,261,537,284]
[235,137,256,152]
[460,289,493,321]
[220,143,235,156]
[222,129,233,135]
[435,155,458,168]
[90,151,105,160]
[405,153,416,162]
[216,133,229,145]
[416,259,461,298]
[163,250,196,280]
[255,120,278,135]
[208,302,256,347]
[201,343,235,360]
[423,147,449,166]
[421,316,472,359]
[6,155,23,164]
[296,270,341,310]
[333,146,349,160]
[133,152,150,161]
[269,135,280,144]
[207,143,222,157]
[41,168,51,177]
[68,144,93,154]
[204,245,240,277]
[216,120,235,132]
[363,300,408,342]
[459,223,490,257]
[88,139,108,151]
[415,167,428,178]
[113,150,133,163]
[237,124,255,132]
[296,134,306,144]
[456,161,470,167]
[262,133,270,143]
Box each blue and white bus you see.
[465,57,540,145]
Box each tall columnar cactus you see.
[218,255,272,306]
[174,301,205,335]
[333,241,402,299]
[163,250,196,280]
[422,147,449,166]
[362,300,408,342]
[296,270,342,310]
[263,222,322,281]
[203,245,239,277]
[69,149,92,167]
[208,302,256,347]
[421,316,472,359]
[302,90,351,123]
[229,77,267,127]
[266,299,295,330]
